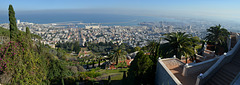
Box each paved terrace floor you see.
[162,59,204,85]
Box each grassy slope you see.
[97,68,128,85]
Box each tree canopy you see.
[205,24,230,53]
[162,32,198,61]
[9,5,18,41]
[128,51,154,85]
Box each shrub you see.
[64,76,76,85]
[70,66,78,74]
[91,67,100,72]
[79,71,101,78]
[76,65,86,72]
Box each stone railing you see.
[203,50,215,57]
[155,59,182,85]
[195,40,240,85]
[204,49,215,53]
[230,72,240,85]
[236,33,240,41]
[182,58,218,76]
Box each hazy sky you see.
[1,0,240,20]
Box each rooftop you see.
[162,58,203,85]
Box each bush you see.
[70,66,78,74]
[76,66,86,72]
[91,67,100,72]
[100,64,106,69]
[67,57,77,61]
[64,76,76,85]
[79,71,101,78]
[116,61,127,68]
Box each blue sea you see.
[0,13,181,26]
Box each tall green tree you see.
[205,24,230,53]
[163,32,195,63]
[110,49,126,65]
[128,51,153,85]
[146,41,161,62]
[25,27,32,48]
[8,5,18,41]
[26,27,31,38]
[48,59,70,85]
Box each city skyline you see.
[1,0,240,22]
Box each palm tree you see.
[190,36,200,61]
[98,56,102,67]
[163,32,196,63]
[109,49,126,65]
[205,24,230,53]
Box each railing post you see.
[195,73,203,85]
[224,52,227,56]
[182,64,188,76]
[173,55,176,58]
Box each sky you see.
[1,0,240,21]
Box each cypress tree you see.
[26,27,31,38]
[8,5,18,41]
[26,27,32,48]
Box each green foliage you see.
[64,76,76,85]
[9,5,18,41]
[56,41,81,53]
[56,48,67,60]
[79,71,101,78]
[109,49,126,65]
[31,33,42,40]
[127,51,154,85]
[0,41,49,84]
[91,67,101,71]
[205,24,230,53]
[162,32,197,60]
[116,61,127,69]
[26,27,31,39]
[0,4,73,85]
[48,59,72,84]
[77,67,101,80]
[0,27,10,36]
[87,42,134,55]
[134,46,141,51]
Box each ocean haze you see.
[0,11,182,25]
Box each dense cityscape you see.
[1,0,240,85]
[0,19,227,48]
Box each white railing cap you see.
[224,52,227,56]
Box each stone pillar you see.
[195,74,203,85]
[203,42,207,50]
[236,33,239,42]
[227,35,231,51]
[182,64,188,76]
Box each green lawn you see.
[97,68,129,85]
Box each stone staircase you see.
[206,51,240,85]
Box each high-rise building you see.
[17,19,20,24]
[167,26,173,33]
[188,25,192,33]
[161,21,164,28]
